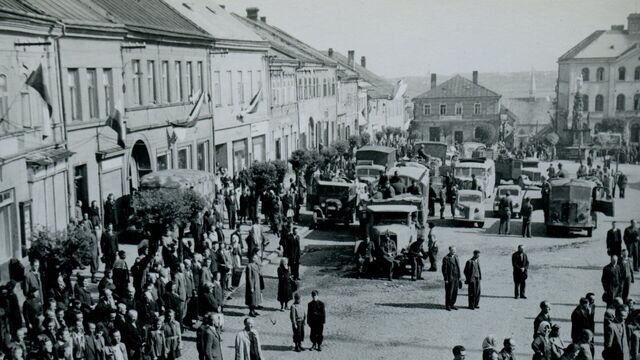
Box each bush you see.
[289,149,310,174]
[360,132,371,146]
[272,160,288,185]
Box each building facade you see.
[557,13,640,146]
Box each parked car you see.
[453,189,485,228]
[306,177,357,228]
[493,184,524,218]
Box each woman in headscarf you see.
[549,324,565,360]
[482,335,499,360]
[532,321,552,360]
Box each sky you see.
[224,0,640,78]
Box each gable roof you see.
[558,28,640,61]
[163,0,264,45]
[501,98,552,126]
[232,13,336,66]
[88,0,210,39]
[413,74,500,99]
[324,50,395,99]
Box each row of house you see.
[0,0,409,266]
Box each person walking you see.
[620,249,635,302]
[624,220,640,271]
[602,255,622,305]
[498,338,516,360]
[235,318,263,360]
[481,335,499,360]
[571,298,592,343]
[307,290,325,352]
[608,222,623,258]
[290,293,306,352]
[277,259,294,311]
[452,345,466,360]
[196,314,218,360]
[442,246,461,311]
[464,250,482,310]
[512,244,529,299]
[245,255,262,317]
[549,324,565,360]
[521,197,533,238]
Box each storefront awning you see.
[26,148,74,166]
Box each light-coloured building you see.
[557,13,640,146]
[0,2,70,265]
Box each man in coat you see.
[84,322,106,360]
[464,250,482,310]
[620,249,635,302]
[602,255,622,305]
[285,228,302,281]
[121,310,144,360]
[235,317,263,360]
[618,172,628,198]
[607,221,623,257]
[104,193,117,229]
[307,290,326,352]
[512,245,529,299]
[533,301,552,337]
[624,220,640,271]
[442,246,461,311]
[603,305,630,360]
[521,197,533,238]
[23,259,43,303]
[571,297,592,343]
[245,255,262,317]
[101,223,119,272]
[196,314,222,360]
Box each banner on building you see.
[170,89,205,128]
[105,108,125,148]
[236,87,262,121]
[26,62,53,140]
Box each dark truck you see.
[306,177,357,228]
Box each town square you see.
[0,0,639,359]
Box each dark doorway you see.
[454,131,464,145]
[130,140,152,191]
[74,165,89,216]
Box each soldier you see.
[498,194,513,235]
[512,245,529,299]
[449,184,459,218]
[464,250,482,310]
[521,197,533,238]
[427,222,438,271]
[355,237,375,278]
[442,246,461,311]
[408,236,427,281]
[379,234,397,281]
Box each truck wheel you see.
[477,222,484,228]
[587,228,593,237]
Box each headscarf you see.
[537,321,551,337]
[482,335,497,351]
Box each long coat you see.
[235,330,263,360]
[571,306,591,342]
[512,251,529,281]
[277,266,293,304]
[245,262,262,307]
[441,254,461,282]
[607,229,623,256]
[196,325,222,360]
[602,263,621,300]
[604,320,630,360]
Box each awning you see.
[96,146,126,160]
[26,147,74,166]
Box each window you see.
[0,75,7,131]
[177,146,191,169]
[619,67,626,81]
[132,60,142,105]
[632,123,640,143]
[248,70,253,99]
[157,153,169,170]
[581,94,589,112]
[175,62,183,101]
[635,66,640,81]
[86,69,98,118]
[196,62,203,92]
[635,94,640,111]
[0,190,15,263]
[103,69,114,115]
[161,61,170,103]
[595,95,604,112]
[226,71,233,105]
[616,94,626,111]
[197,141,209,171]
[455,103,463,115]
[423,104,431,115]
[581,68,590,81]
[429,127,441,141]
[21,92,31,127]
[68,69,82,120]
[298,79,302,99]
[186,62,193,96]
[331,78,336,95]
[147,60,156,104]
[257,70,262,100]
[213,71,221,106]
[439,104,447,115]
[237,71,244,104]
[596,67,605,81]
[323,78,327,97]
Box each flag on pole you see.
[236,87,262,120]
[170,89,204,128]
[105,108,125,148]
[26,63,53,139]
[167,127,177,146]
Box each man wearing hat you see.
[464,250,482,310]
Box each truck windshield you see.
[371,212,409,225]
[522,161,538,169]
[357,168,382,177]
[550,186,571,200]
[459,194,482,203]
[498,189,520,197]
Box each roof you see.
[387,166,428,182]
[501,97,552,127]
[26,148,75,166]
[323,50,395,99]
[233,13,336,65]
[163,0,263,43]
[20,0,116,26]
[458,189,483,196]
[496,184,522,190]
[89,0,210,39]
[366,204,418,213]
[558,29,640,61]
[413,74,501,99]
[549,177,597,188]
[0,0,34,13]
[140,169,215,189]
[357,145,396,154]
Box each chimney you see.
[328,48,333,57]
[628,14,640,34]
[611,24,624,31]
[347,50,355,68]
[246,7,259,21]
[430,73,437,89]
[360,56,366,68]
[472,70,478,84]
[260,16,266,23]
[219,4,225,9]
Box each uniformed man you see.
[379,234,397,281]
[355,237,375,278]
[408,236,427,281]
[521,197,533,238]
[442,246,461,311]
[464,250,482,310]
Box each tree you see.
[375,130,385,143]
[272,160,288,185]
[360,132,371,146]
[289,149,311,174]
[595,118,625,134]
[348,135,361,152]
[247,161,278,195]
[473,124,496,145]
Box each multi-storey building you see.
[235,8,339,151]
[557,13,640,146]
[412,72,509,145]
[0,2,70,265]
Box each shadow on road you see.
[262,344,292,352]
[376,302,447,310]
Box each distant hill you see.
[394,71,557,100]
